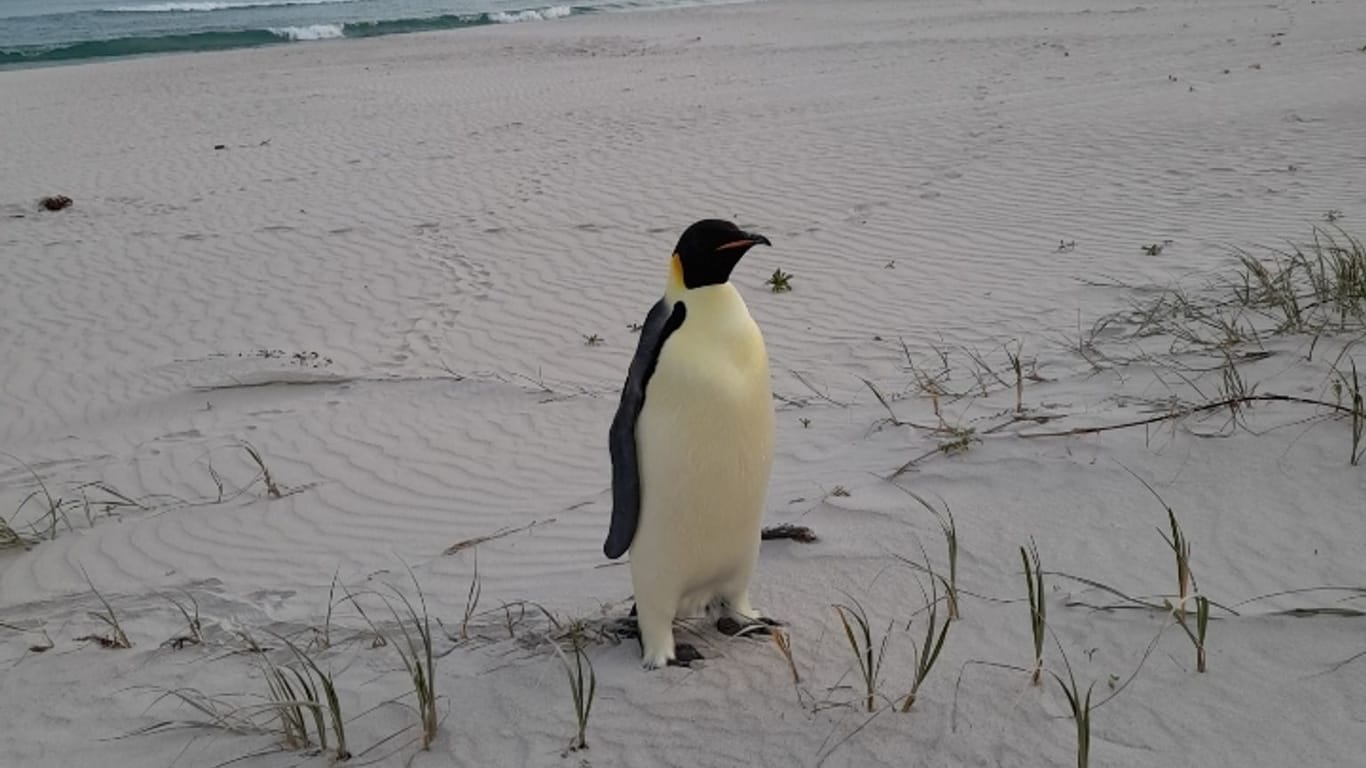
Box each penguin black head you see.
[673,219,771,289]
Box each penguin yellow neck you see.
[666,254,751,310]
[666,253,686,302]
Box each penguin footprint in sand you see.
[606,219,783,670]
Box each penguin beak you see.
[716,232,772,252]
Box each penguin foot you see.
[717,616,780,638]
[612,617,640,640]
[667,644,704,667]
[612,603,641,639]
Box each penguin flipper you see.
[605,298,686,559]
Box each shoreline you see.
[0,0,747,72]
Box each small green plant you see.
[830,485,851,498]
[582,334,603,347]
[1021,542,1045,685]
[799,417,811,429]
[1171,594,1211,673]
[765,268,794,293]
[939,426,976,456]
[1142,242,1165,256]
[833,598,890,713]
[553,622,597,751]
[1325,209,1343,223]
[899,573,952,712]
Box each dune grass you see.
[833,598,890,713]
[279,635,350,760]
[347,568,439,750]
[1049,643,1094,768]
[898,572,952,713]
[79,571,131,649]
[552,621,597,751]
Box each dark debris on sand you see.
[760,524,818,543]
[40,195,72,211]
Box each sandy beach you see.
[3,0,1366,765]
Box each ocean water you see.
[0,0,722,67]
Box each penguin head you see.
[672,219,771,289]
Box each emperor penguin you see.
[606,218,778,669]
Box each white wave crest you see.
[268,23,345,40]
[488,5,573,23]
[108,0,353,12]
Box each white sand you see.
[3,0,1366,765]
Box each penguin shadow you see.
[611,603,784,668]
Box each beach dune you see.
[2,1,1365,765]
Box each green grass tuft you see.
[552,621,597,751]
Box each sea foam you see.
[268,23,345,40]
[108,0,354,12]
[488,5,573,23]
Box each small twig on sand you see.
[443,518,555,555]
[1019,394,1353,439]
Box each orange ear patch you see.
[670,252,685,287]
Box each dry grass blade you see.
[460,548,481,641]
[163,591,203,649]
[81,568,131,649]
[771,629,800,684]
[239,440,283,499]
[1021,541,1045,685]
[123,686,265,739]
[443,518,554,555]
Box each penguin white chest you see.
[632,284,774,607]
